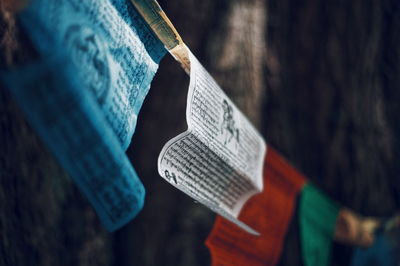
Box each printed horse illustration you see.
[221,99,240,146]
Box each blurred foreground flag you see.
[299,184,340,266]
[206,148,306,266]
[2,0,166,231]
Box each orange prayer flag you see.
[206,147,307,266]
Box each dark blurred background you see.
[1,0,399,265]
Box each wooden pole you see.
[130,0,190,73]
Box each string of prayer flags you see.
[206,148,307,266]
[2,0,166,231]
[129,1,387,258]
[299,184,340,266]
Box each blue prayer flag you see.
[2,0,166,231]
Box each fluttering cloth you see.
[2,0,166,231]
[206,148,306,265]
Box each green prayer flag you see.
[299,184,340,266]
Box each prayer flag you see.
[206,147,306,265]
[2,0,166,231]
[299,184,340,266]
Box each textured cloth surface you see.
[206,147,307,266]
[3,0,166,231]
[299,184,340,266]
[20,0,166,149]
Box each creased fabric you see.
[206,147,307,266]
[2,0,166,231]
[299,184,340,266]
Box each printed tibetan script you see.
[159,47,266,235]
[5,0,165,231]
